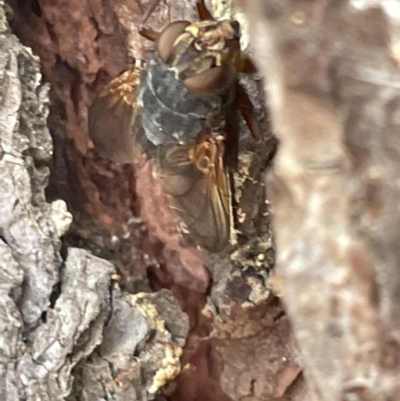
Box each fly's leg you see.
[139,0,161,27]
[236,58,256,73]
[137,0,163,41]
[139,0,215,41]
[224,102,240,170]
[196,0,214,21]
[235,82,278,159]
[139,26,160,41]
[224,103,240,244]
[235,82,262,143]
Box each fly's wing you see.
[157,137,231,253]
[88,68,144,164]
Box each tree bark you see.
[0,2,190,400]
[9,0,386,400]
[242,1,400,400]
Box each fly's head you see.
[156,19,242,96]
[169,20,241,75]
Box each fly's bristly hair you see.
[88,1,260,253]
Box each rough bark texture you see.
[0,2,190,400]
[1,0,305,400]
[241,1,400,400]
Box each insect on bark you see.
[88,0,264,252]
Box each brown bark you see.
[0,1,189,400]
[241,1,400,400]
[1,0,303,400]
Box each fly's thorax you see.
[137,55,235,148]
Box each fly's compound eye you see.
[183,64,235,97]
[157,21,191,62]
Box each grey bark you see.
[242,1,400,400]
[0,2,189,400]
[7,0,400,399]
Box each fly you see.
[88,0,270,252]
